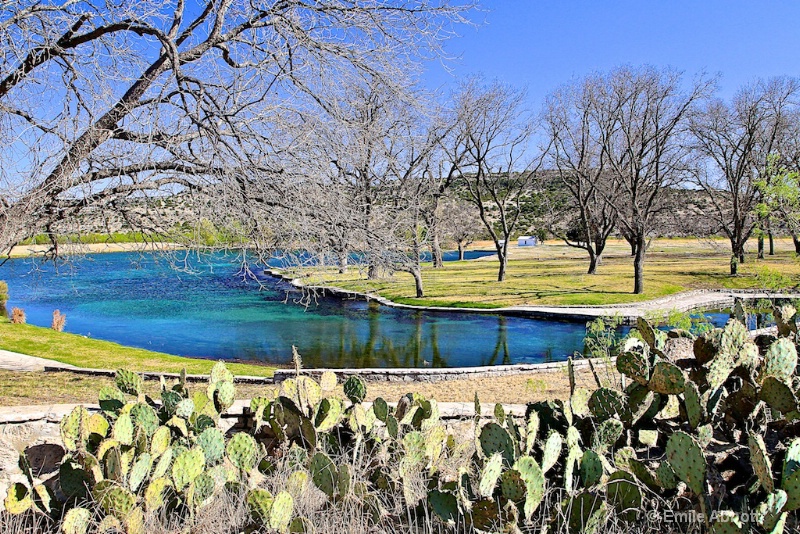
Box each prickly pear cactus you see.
[310,452,337,499]
[760,337,798,383]
[115,369,143,396]
[226,432,258,472]
[647,361,686,395]
[479,452,504,497]
[515,456,545,521]
[479,422,515,466]
[343,375,367,404]
[588,387,629,423]
[616,337,651,385]
[666,431,706,495]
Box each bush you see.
[10,307,25,324]
[0,281,7,305]
[50,310,66,332]
[3,302,800,533]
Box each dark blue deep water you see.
[0,251,738,368]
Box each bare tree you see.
[598,66,713,294]
[0,0,472,257]
[448,78,542,282]
[690,77,799,273]
[438,196,484,260]
[542,76,618,274]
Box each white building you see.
[517,235,538,247]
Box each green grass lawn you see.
[0,321,276,377]
[307,237,800,308]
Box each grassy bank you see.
[311,237,800,307]
[0,321,276,377]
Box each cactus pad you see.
[128,453,152,492]
[226,432,258,472]
[761,377,798,415]
[580,450,603,487]
[648,361,686,395]
[144,477,172,512]
[62,507,91,534]
[748,431,774,493]
[761,338,798,383]
[3,483,32,515]
[592,419,623,453]
[310,452,337,498]
[606,471,642,523]
[247,488,274,522]
[478,452,503,497]
[541,430,563,474]
[197,427,225,465]
[130,404,158,436]
[373,397,389,423]
[115,369,143,396]
[514,455,545,520]
[683,380,704,429]
[112,413,134,446]
[588,387,629,422]
[269,490,294,531]
[343,375,367,404]
[171,447,205,491]
[478,422,515,466]
[616,338,651,385]
[666,431,706,495]
[98,484,136,519]
[428,489,459,523]
[500,469,526,502]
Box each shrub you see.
[10,307,25,324]
[3,302,800,533]
[0,281,7,305]
[50,310,66,332]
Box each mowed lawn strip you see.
[310,238,800,307]
[0,321,276,377]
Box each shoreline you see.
[3,241,184,258]
[265,268,800,325]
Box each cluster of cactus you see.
[5,299,800,533]
[4,363,307,533]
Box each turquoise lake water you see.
[0,251,736,368]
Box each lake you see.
[0,251,735,368]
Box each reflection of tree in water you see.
[542,347,554,363]
[296,308,450,368]
[482,316,510,366]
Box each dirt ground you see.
[0,366,607,407]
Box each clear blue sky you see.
[422,1,800,103]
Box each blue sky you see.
[422,1,800,103]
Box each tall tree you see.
[542,76,618,274]
[690,77,799,273]
[0,0,471,256]
[448,78,541,282]
[598,66,712,294]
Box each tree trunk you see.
[769,232,775,255]
[633,234,646,294]
[431,233,443,268]
[758,235,764,259]
[496,243,508,282]
[338,251,347,274]
[587,248,598,275]
[457,242,465,261]
[411,268,424,298]
[730,239,741,275]
[368,264,378,279]
[793,233,800,255]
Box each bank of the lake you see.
[0,320,276,377]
